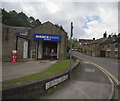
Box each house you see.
[78,31,120,58]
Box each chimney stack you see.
[103,31,107,38]
[112,33,117,41]
[113,33,117,38]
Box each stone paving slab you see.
[3,60,57,82]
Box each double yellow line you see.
[79,56,120,85]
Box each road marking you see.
[73,53,115,99]
[111,62,118,65]
[26,62,31,63]
[91,63,120,85]
[85,68,95,73]
[74,55,120,85]
[83,61,91,64]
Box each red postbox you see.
[12,50,17,63]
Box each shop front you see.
[34,34,61,59]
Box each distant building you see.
[100,34,119,58]
[78,39,93,53]
[78,32,120,58]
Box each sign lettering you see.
[34,34,61,42]
[45,75,68,90]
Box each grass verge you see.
[3,59,75,86]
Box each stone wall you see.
[2,27,29,62]
[17,37,29,60]
[101,42,119,58]
[2,28,16,62]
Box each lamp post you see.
[69,22,73,79]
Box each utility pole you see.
[69,22,73,79]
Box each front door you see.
[100,50,106,57]
[23,41,28,58]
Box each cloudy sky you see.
[1,0,119,40]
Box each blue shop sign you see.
[33,34,61,42]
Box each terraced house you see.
[100,34,119,58]
[78,32,120,59]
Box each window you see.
[115,43,118,48]
[115,51,118,55]
[108,45,110,48]
[107,51,110,54]
[103,45,104,48]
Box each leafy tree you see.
[2,9,41,27]
[72,38,78,49]
[55,24,66,32]
[84,48,87,53]
[118,33,120,38]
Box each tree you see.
[118,33,120,38]
[2,9,41,27]
[55,24,66,32]
[72,38,78,49]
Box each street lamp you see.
[69,22,73,79]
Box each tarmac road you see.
[72,51,119,80]
[72,51,119,100]
[40,52,113,99]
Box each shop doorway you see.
[42,41,57,59]
[100,50,106,57]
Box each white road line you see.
[111,62,118,65]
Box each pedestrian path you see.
[3,60,57,82]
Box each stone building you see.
[100,34,119,58]
[2,25,16,61]
[29,21,67,60]
[78,32,120,58]
[2,25,30,61]
[2,21,67,62]
[78,39,93,53]
[87,32,107,57]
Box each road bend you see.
[39,51,114,99]
[72,51,119,99]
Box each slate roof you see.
[101,37,118,44]
[89,38,104,44]
[79,39,93,42]
[2,24,31,35]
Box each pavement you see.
[39,55,112,99]
[3,60,57,82]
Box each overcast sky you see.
[1,1,119,40]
